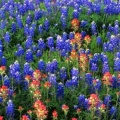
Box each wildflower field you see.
[0,0,120,120]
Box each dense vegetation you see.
[0,0,120,120]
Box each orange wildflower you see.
[102,72,113,86]
[52,110,58,119]
[84,35,91,44]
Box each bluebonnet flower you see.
[71,67,79,77]
[0,20,6,30]
[9,5,14,17]
[4,75,10,88]
[38,38,46,51]
[64,40,72,52]
[61,6,68,17]
[72,9,79,18]
[51,59,58,73]
[114,57,120,71]
[81,31,87,39]
[109,106,117,118]
[108,42,114,52]
[25,36,33,49]
[108,24,114,32]
[29,27,35,37]
[24,24,29,36]
[71,76,78,87]
[69,32,74,39]
[92,79,101,91]
[47,37,54,50]
[8,89,14,98]
[34,9,42,20]
[23,62,33,76]
[103,43,108,52]
[56,83,64,99]
[112,75,117,88]
[91,21,97,35]
[38,59,46,72]
[93,4,101,13]
[38,24,43,34]
[14,71,22,84]
[11,22,16,33]
[36,50,42,57]
[6,100,14,118]
[62,32,68,41]
[9,61,21,78]
[0,8,5,19]
[80,20,88,27]
[110,35,119,48]
[90,62,98,72]
[103,94,111,108]
[60,49,68,57]
[56,35,65,51]
[48,73,57,86]
[25,49,33,62]
[106,32,111,39]
[32,45,37,53]
[114,25,119,35]
[78,95,85,108]
[0,97,3,103]
[4,32,10,43]
[59,67,67,81]
[0,50,3,57]
[16,15,23,28]
[26,15,32,25]
[60,15,67,29]
[44,19,50,31]
[96,36,102,45]
[1,56,7,66]
[102,61,110,73]
[85,73,93,85]
[15,46,24,57]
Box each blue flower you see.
[103,94,111,108]
[48,73,57,86]
[38,59,46,72]
[71,67,79,77]
[4,32,10,43]
[72,9,79,18]
[59,67,67,81]
[6,100,14,118]
[109,106,117,118]
[56,83,64,99]
[25,49,33,62]
[44,19,50,31]
[62,32,68,41]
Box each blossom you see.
[72,118,78,120]
[33,90,41,99]
[88,94,100,110]
[70,49,78,60]
[0,85,8,100]
[21,115,30,120]
[74,33,82,44]
[62,104,69,114]
[71,19,80,31]
[33,70,42,80]
[18,106,23,112]
[52,110,58,119]
[33,100,48,120]
[84,35,91,44]
[0,116,3,120]
[102,72,113,86]
[44,81,51,89]
[0,66,6,75]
